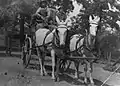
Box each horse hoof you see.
[84,80,88,85]
[51,76,55,80]
[54,77,60,82]
[43,70,48,76]
[52,73,55,80]
[57,77,60,82]
[89,83,94,86]
[42,72,47,76]
[40,73,43,76]
[44,72,48,76]
[75,75,78,79]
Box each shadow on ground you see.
[0,49,110,86]
[27,64,110,86]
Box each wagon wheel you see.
[22,37,32,68]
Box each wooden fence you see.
[0,32,20,52]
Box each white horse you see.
[35,16,71,80]
[68,15,100,85]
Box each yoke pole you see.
[101,65,120,86]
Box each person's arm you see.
[35,8,42,17]
[35,7,41,14]
[35,7,44,19]
[46,8,51,18]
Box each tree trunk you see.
[4,23,12,55]
[19,13,25,48]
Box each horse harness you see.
[52,25,68,49]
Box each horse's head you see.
[88,15,100,48]
[52,16,71,48]
[89,15,100,36]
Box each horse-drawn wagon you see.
[21,15,100,86]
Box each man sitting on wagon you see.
[30,0,58,46]
[30,0,57,31]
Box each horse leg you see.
[55,58,60,81]
[42,52,47,75]
[74,61,79,79]
[36,47,43,76]
[64,60,72,72]
[88,62,94,86]
[84,61,88,84]
[60,59,71,72]
[81,47,86,58]
[51,49,55,80]
[81,50,88,83]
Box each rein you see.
[65,35,84,55]
[75,35,84,54]
[52,27,68,49]
[83,33,99,59]
[42,30,52,46]
[84,33,94,51]
[52,30,60,48]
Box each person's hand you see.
[36,13,44,20]
[36,13,40,17]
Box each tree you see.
[74,0,120,31]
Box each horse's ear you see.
[65,17,72,27]
[89,15,93,23]
[65,17,68,24]
[56,16,60,24]
[96,16,100,22]
[93,15,97,19]
[65,16,71,24]
[93,15,100,22]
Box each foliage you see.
[74,0,120,31]
[0,0,41,28]
[1,0,120,51]
[1,0,120,29]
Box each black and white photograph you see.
[0,0,120,86]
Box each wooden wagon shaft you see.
[65,56,96,60]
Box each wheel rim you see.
[23,37,32,68]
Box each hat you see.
[39,0,48,8]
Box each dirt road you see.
[0,52,120,86]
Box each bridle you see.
[52,25,68,49]
[84,22,99,52]
[90,23,98,26]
